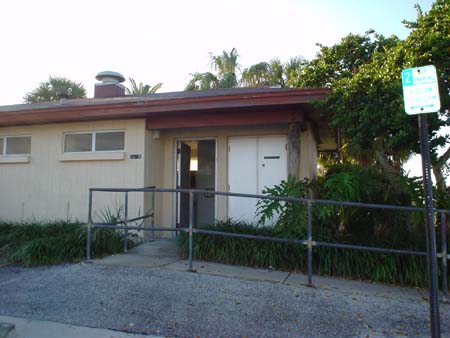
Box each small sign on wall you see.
[130,154,141,159]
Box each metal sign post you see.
[402,65,441,338]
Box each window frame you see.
[0,135,32,156]
[63,130,125,154]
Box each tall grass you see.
[0,221,128,266]
[177,220,436,287]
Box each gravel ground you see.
[0,263,449,338]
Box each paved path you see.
[0,315,161,338]
[0,240,449,338]
[96,240,435,302]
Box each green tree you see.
[241,57,304,88]
[24,76,87,103]
[324,41,419,172]
[316,1,450,200]
[186,48,240,90]
[403,0,450,194]
[290,30,399,88]
[287,31,406,171]
[125,78,162,95]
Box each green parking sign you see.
[401,65,440,115]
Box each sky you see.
[0,0,438,178]
[0,0,435,105]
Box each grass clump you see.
[0,221,128,266]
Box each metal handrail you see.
[86,186,450,335]
[90,187,450,213]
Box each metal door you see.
[258,136,287,195]
[228,136,287,224]
[228,137,258,223]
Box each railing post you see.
[86,189,93,261]
[188,191,194,271]
[124,191,129,254]
[307,201,313,287]
[151,191,155,241]
[441,212,448,301]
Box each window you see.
[0,136,31,155]
[63,131,125,153]
[96,131,125,151]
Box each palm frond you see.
[126,78,163,95]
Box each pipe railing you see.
[86,187,450,299]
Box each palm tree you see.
[185,72,219,91]
[125,78,162,95]
[241,62,272,87]
[284,57,305,87]
[185,48,240,90]
[186,49,304,90]
[241,57,304,88]
[24,76,87,103]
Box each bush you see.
[315,164,426,247]
[176,164,450,287]
[256,176,310,239]
[0,222,128,266]
[177,220,308,270]
[177,220,434,286]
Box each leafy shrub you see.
[0,222,128,266]
[177,164,448,287]
[314,164,427,249]
[256,176,310,239]
[177,220,434,286]
[177,220,307,270]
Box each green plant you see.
[177,219,307,270]
[95,204,147,245]
[0,222,127,266]
[24,76,86,103]
[176,219,437,287]
[95,204,124,225]
[125,78,162,95]
[256,176,310,238]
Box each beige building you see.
[0,72,336,229]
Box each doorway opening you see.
[176,139,216,228]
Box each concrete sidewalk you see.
[95,239,429,303]
[0,315,162,338]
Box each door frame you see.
[173,137,218,228]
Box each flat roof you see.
[0,87,328,113]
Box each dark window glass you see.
[64,133,92,152]
[95,131,125,151]
[6,136,31,155]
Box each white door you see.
[228,136,287,224]
[258,136,288,195]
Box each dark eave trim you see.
[0,88,329,127]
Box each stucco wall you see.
[148,124,318,229]
[0,119,146,223]
[0,119,318,227]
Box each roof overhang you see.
[0,88,329,127]
[0,87,337,151]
